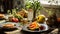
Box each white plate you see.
[22,24,48,32]
[0,20,6,23]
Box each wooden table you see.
[19,26,60,34]
[0,23,59,34]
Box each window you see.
[25,0,60,5]
[39,0,60,5]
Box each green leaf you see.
[25,0,42,11]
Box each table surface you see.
[0,23,60,34]
[3,25,60,34]
[20,26,60,34]
[0,14,60,34]
[0,22,60,34]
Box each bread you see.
[0,14,5,18]
[3,24,14,28]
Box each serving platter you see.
[0,22,23,32]
[22,24,48,32]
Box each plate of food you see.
[0,22,22,31]
[1,22,20,27]
[2,24,18,31]
[22,21,48,32]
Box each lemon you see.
[37,15,45,23]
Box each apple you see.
[12,18,19,22]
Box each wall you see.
[13,0,24,9]
[39,6,60,18]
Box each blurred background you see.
[0,0,60,17]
